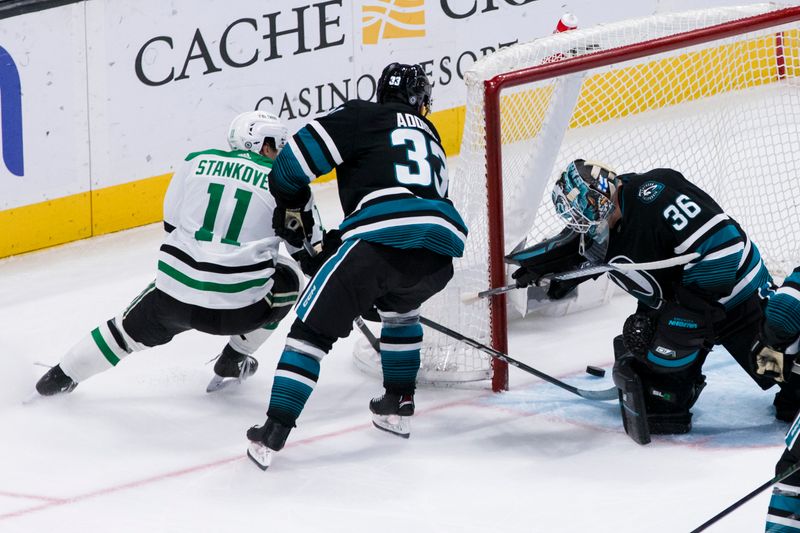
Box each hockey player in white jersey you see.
[35,111,319,397]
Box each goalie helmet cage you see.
[352,3,800,391]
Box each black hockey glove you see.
[506,228,583,288]
[273,206,314,248]
[291,230,342,278]
[545,275,595,300]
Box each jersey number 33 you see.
[391,127,449,198]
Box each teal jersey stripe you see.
[787,270,800,286]
[297,128,334,175]
[725,264,772,310]
[746,241,764,273]
[341,197,467,234]
[348,224,464,257]
[297,239,358,320]
[91,327,120,366]
[158,261,270,293]
[271,144,312,195]
[683,255,741,288]
[768,299,800,335]
[691,225,742,255]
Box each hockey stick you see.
[354,316,380,353]
[301,239,381,353]
[463,252,700,302]
[418,316,617,401]
[690,461,800,532]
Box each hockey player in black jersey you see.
[508,159,798,444]
[244,63,467,469]
[759,267,800,532]
[34,111,320,398]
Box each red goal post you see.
[481,4,800,391]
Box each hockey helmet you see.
[228,111,288,154]
[376,63,432,116]
[551,159,618,239]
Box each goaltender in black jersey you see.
[508,160,796,444]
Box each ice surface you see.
[0,182,785,532]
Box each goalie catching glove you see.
[506,228,585,297]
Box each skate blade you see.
[371,414,411,438]
[206,375,243,393]
[22,391,42,405]
[246,441,275,471]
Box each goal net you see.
[354,3,800,389]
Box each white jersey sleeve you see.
[156,148,285,309]
[163,160,191,230]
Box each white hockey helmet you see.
[227,111,288,154]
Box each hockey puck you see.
[585,365,606,377]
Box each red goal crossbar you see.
[482,6,800,392]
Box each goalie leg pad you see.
[642,370,705,435]
[612,347,651,445]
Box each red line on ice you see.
[0,395,482,521]
[0,490,66,503]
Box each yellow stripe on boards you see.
[429,105,465,157]
[0,192,91,257]
[1,173,172,258]
[92,173,172,236]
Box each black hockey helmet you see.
[376,63,432,116]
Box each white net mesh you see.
[356,3,800,385]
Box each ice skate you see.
[369,392,414,438]
[246,418,292,471]
[33,365,78,399]
[206,346,258,393]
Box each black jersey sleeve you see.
[269,103,359,206]
[621,169,747,299]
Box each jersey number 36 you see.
[390,128,449,198]
[663,194,701,231]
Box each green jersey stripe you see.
[158,261,270,293]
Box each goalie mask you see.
[228,111,288,155]
[551,159,618,242]
[376,63,432,116]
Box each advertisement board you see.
[0,0,781,256]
